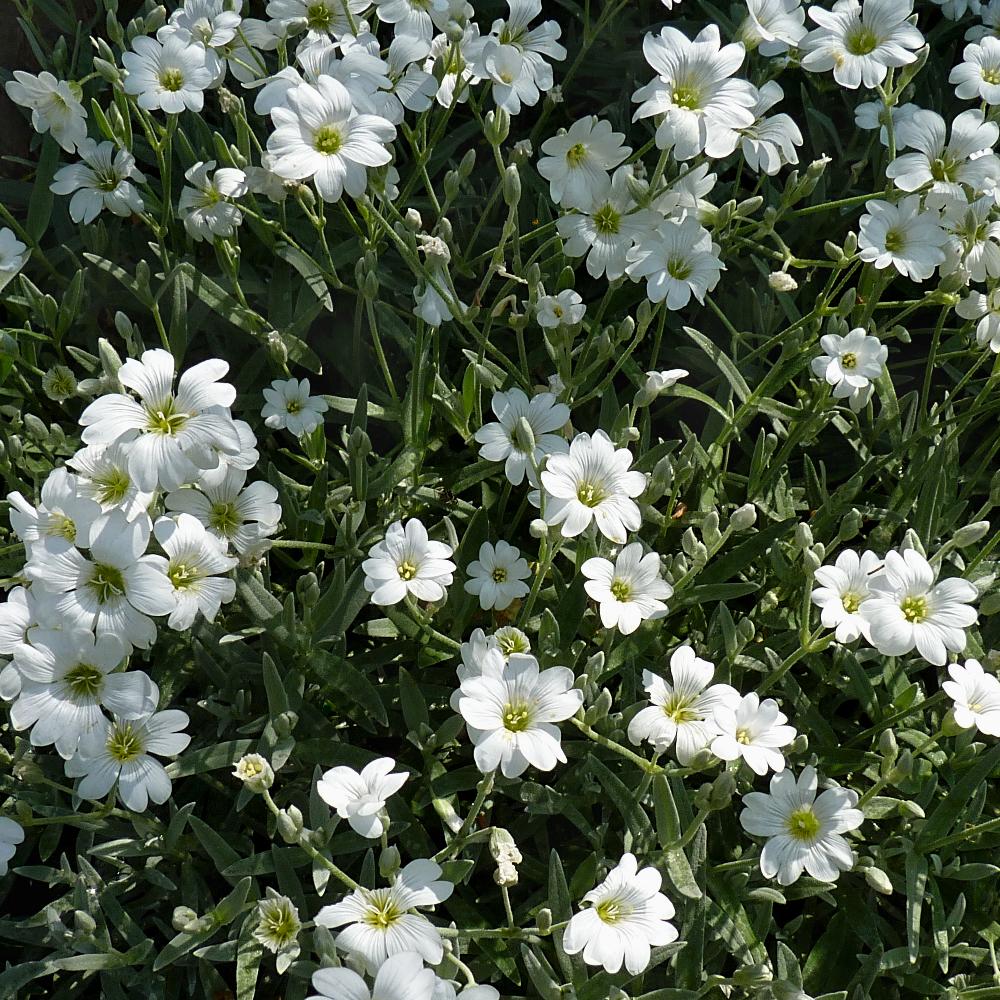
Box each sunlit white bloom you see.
[563,853,678,975]
[413,235,465,327]
[627,645,739,763]
[374,0,449,58]
[317,757,409,838]
[938,0,985,20]
[861,548,978,666]
[50,139,146,224]
[582,543,672,635]
[464,541,531,611]
[855,101,921,147]
[161,0,243,50]
[122,34,214,113]
[458,652,583,777]
[151,514,238,629]
[540,430,645,544]
[9,628,156,759]
[266,0,370,42]
[940,194,1000,281]
[178,161,248,241]
[25,510,174,651]
[801,0,923,91]
[943,659,1000,736]
[711,693,796,775]
[363,519,456,606]
[7,467,101,556]
[739,81,803,175]
[0,228,28,292]
[67,443,155,522]
[4,70,87,152]
[166,466,280,555]
[254,888,301,970]
[810,328,887,412]
[888,110,1000,203]
[267,76,396,202]
[432,978,500,1000]
[233,753,274,792]
[857,195,947,282]
[0,818,25,876]
[626,215,725,309]
[261,377,328,436]
[740,765,864,884]
[0,587,35,657]
[424,24,486,108]
[957,286,1000,351]
[536,289,586,328]
[481,0,566,98]
[307,951,437,1000]
[65,709,191,811]
[79,348,241,492]
[538,117,631,211]
[643,370,689,398]
[811,548,883,642]
[632,24,757,160]
[950,36,1000,104]
[315,860,454,973]
[474,388,569,487]
[740,0,807,56]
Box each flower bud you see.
[865,866,893,895]
[708,770,738,810]
[459,148,476,178]
[297,572,320,609]
[233,753,274,793]
[878,728,898,760]
[529,518,549,539]
[900,528,926,557]
[953,521,990,547]
[536,907,552,934]
[503,165,521,207]
[803,547,822,573]
[217,86,241,115]
[172,906,200,932]
[274,710,298,738]
[484,109,510,146]
[730,503,757,531]
[73,910,97,937]
[512,416,536,454]
[584,687,613,724]
[887,749,913,784]
[277,805,304,844]
[794,522,813,550]
[897,799,925,819]
[379,845,401,878]
[732,963,773,987]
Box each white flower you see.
[9,628,156,759]
[642,370,689,398]
[4,71,87,152]
[739,765,864,884]
[0,817,25,876]
[861,549,978,665]
[494,625,531,658]
[536,289,585,329]
[627,645,739,764]
[857,195,947,282]
[122,34,214,113]
[67,443,155,522]
[855,101,921,147]
[740,0,807,56]
[943,659,1000,736]
[166,466,281,556]
[433,979,500,1000]
[162,0,243,50]
[152,514,239,630]
[7,467,102,556]
[266,0,370,43]
[810,548,883,642]
[50,139,146,224]
[581,543,672,635]
[25,510,175,651]
[632,24,757,160]
[480,44,541,115]
[317,757,409,838]
[254,888,302,969]
[0,587,35,657]
[563,853,678,975]
[711,693,797,775]
[474,388,569,487]
[307,951,437,1000]
[539,430,645,544]
[957,286,1000,351]
[626,216,725,309]
[65,709,191,811]
[464,541,531,611]
[538,117,631,211]
[739,81,803,176]
[413,236,465,327]
[810,328,887,412]
[79,348,241,492]
[178,161,248,241]
[267,76,396,203]
[0,227,28,293]
[261,377,328,436]
[362,519,456,606]
[939,0,985,19]
[888,110,1000,203]
[481,0,566,97]
[233,753,274,792]
[951,36,1000,104]
[556,166,659,280]
[801,0,923,91]
[940,194,1000,281]
[315,860,453,973]
[457,652,583,778]
[374,0,449,57]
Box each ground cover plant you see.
[1,0,1000,996]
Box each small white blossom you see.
[535,289,585,329]
[7,467,101,556]
[943,659,1000,736]
[581,543,672,635]
[857,195,947,282]
[307,951,437,1000]
[810,328,887,412]
[50,139,146,224]
[362,519,456,606]
[0,228,29,293]
[464,541,531,611]
[711,692,797,775]
[178,161,248,241]
[537,116,631,211]
[627,215,725,309]
[67,443,155,522]
[854,101,921,148]
[950,35,1000,104]
[254,888,301,971]
[261,377,329,436]
[811,548,883,642]
[122,34,214,113]
[940,194,1000,281]
[317,757,409,838]
[956,286,1000,351]
[4,71,87,152]
[233,753,275,792]
[266,0,370,43]
[739,81,803,176]
[740,0,807,56]
[0,818,25,876]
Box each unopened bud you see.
[953,521,990,547]
[730,503,757,531]
[865,866,893,895]
[503,165,521,207]
[297,572,320,609]
[529,518,549,539]
[794,522,813,550]
[732,963,773,987]
[73,910,97,937]
[878,728,898,760]
[512,415,535,453]
[708,770,737,810]
[379,845,401,878]
[217,86,241,115]
[484,109,510,146]
[404,207,423,230]
[172,906,199,932]
[277,805,304,844]
[536,907,552,934]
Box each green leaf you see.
[27,136,59,242]
[916,744,1000,850]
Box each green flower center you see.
[609,578,631,602]
[496,629,530,656]
[168,561,201,590]
[160,68,185,93]
[313,125,343,155]
[260,902,300,945]
[502,702,532,732]
[362,890,403,930]
[900,594,929,623]
[65,663,105,700]
[566,142,588,166]
[785,806,821,841]
[845,25,879,56]
[576,481,607,507]
[307,2,332,28]
[145,397,188,436]
[285,398,303,414]
[883,228,905,253]
[596,899,628,923]
[210,501,241,537]
[983,67,1000,85]
[50,515,77,542]
[593,203,621,235]
[841,592,863,614]
[735,727,753,745]
[397,560,418,581]
[662,693,698,724]
[671,84,702,110]
[492,566,508,583]
[107,721,145,763]
[666,256,692,281]
[89,563,126,604]
[95,468,132,506]
[930,156,956,183]
[841,352,858,369]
